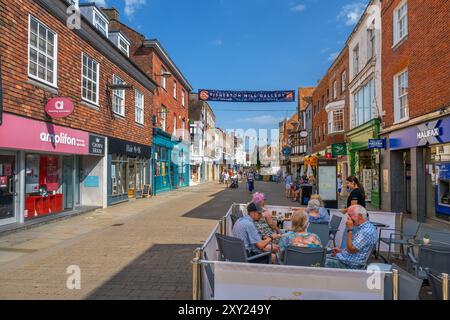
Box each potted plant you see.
[423,234,430,245]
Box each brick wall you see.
[381,0,450,128]
[0,0,154,146]
[311,47,349,153]
[107,17,190,139]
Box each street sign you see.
[368,139,386,149]
[300,131,308,138]
[198,89,295,103]
[331,143,347,157]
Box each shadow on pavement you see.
[182,181,301,221]
[87,243,198,300]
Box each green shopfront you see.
[347,118,381,208]
[152,128,190,195]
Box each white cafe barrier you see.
[199,204,399,300]
[213,261,386,300]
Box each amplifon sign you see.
[0,113,89,154]
[45,97,75,118]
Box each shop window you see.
[25,154,63,219]
[111,154,127,196]
[353,78,375,128]
[112,75,125,116]
[82,53,100,105]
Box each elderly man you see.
[325,205,377,269]
[233,202,280,263]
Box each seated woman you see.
[307,195,330,224]
[252,192,282,235]
[279,210,322,263]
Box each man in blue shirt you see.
[325,205,377,269]
[233,202,279,263]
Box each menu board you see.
[318,166,337,201]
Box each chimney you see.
[101,7,120,21]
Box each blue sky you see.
[85,0,369,132]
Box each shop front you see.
[108,137,151,205]
[0,113,106,226]
[386,115,450,225]
[332,143,350,196]
[152,128,190,195]
[347,118,381,208]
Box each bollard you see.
[443,273,448,301]
[192,248,202,300]
[222,216,227,236]
[392,269,399,300]
[219,218,225,235]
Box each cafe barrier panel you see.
[192,204,444,300]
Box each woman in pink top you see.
[252,192,281,234]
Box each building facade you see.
[102,8,193,195]
[346,0,382,208]
[0,0,156,227]
[380,0,450,226]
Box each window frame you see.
[393,0,408,47]
[353,44,360,76]
[367,24,375,60]
[393,69,409,123]
[112,74,125,116]
[173,80,177,100]
[135,90,144,125]
[81,53,100,106]
[333,81,338,100]
[93,11,108,37]
[118,37,129,57]
[182,90,186,107]
[161,106,167,131]
[341,71,347,93]
[161,67,167,90]
[28,15,58,88]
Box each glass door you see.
[128,158,136,198]
[62,156,74,210]
[0,154,16,225]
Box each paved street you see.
[0,181,291,300]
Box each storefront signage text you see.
[108,137,152,158]
[45,97,75,118]
[368,139,386,149]
[390,117,450,151]
[0,113,90,155]
[89,134,105,155]
[331,143,347,157]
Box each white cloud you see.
[328,52,339,61]
[337,2,367,26]
[124,0,146,19]
[290,4,306,12]
[238,115,284,126]
[212,39,224,46]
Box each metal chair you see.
[426,269,449,300]
[384,264,423,300]
[215,233,271,264]
[378,218,421,262]
[406,244,450,279]
[328,215,342,247]
[308,223,330,247]
[284,246,326,267]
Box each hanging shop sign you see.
[89,134,106,156]
[198,89,295,103]
[45,97,75,118]
[108,137,152,158]
[331,143,347,157]
[390,117,450,150]
[282,147,292,157]
[368,139,386,149]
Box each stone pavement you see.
[0,180,290,300]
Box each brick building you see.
[0,0,157,227]
[379,0,450,226]
[101,7,193,195]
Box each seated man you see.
[325,205,377,269]
[233,202,280,263]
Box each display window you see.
[111,154,127,196]
[25,154,64,219]
[430,143,450,218]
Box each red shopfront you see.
[0,113,105,226]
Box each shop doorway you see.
[62,156,74,210]
[0,153,16,226]
[128,158,136,198]
[404,151,412,214]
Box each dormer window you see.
[118,37,129,56]
[94,11,108,37]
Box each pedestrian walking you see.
[247,170,255,193]
[224,171,230,188]
[285,173,292,198]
